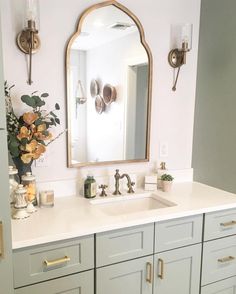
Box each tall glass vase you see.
[12,157,33,182]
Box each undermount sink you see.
[90,193,176,216]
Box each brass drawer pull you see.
[146,262,152,284]
[0,222,4,258]
[218,256,235,263]
[220,221,236,227]
[43,256,71,267]
[158,258,164,279]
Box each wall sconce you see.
[168,24,193,91]
[16,0,40,85]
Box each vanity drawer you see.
[14,270,94,294]
[201,276,236,294]
[13,235,94,288]
[204,208,236,241]
[155,214,203,252]
[96,223,154,267]
[202,235,236,285]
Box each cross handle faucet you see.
[113,169,135,195]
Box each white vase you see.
[162,181,173,192]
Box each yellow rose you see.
[23,112,39,125]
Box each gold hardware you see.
[220,221,236,227]
[146,262,152,284]
[43,256,70,267]
[158,258,164,279]
[218,256,235,263]
[0,222,4,258]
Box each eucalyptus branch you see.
[41,108,57,119]
[45,129,67,146]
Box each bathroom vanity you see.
[11,182,236,294]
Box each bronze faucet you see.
[113,169,135,195]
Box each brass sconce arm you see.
[17,19,40,85]
[168,42,190,91]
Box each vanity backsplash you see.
[36,167,193,198]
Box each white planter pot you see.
[162,180,173,192]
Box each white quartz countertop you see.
[11,182,236,250]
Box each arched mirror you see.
[66,1,152,167]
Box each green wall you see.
[192,0,236,193]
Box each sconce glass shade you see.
[175,23,193,51]
[24,0,40,29]
[168,23,193,91]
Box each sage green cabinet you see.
[0,11,14,294]
[13,235,94,288]
[201,208,236,293]
[96,220,202,294]
[204,208,236,241]
[96,223,154,267]
[0,20,5,130]
[155,215,203,252]
[14,270,94,294]
[96,256,153,294]
[202,235,236,286]
[201,276,236,294]
[154,244,201,294]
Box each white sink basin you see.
[90,193,176,216]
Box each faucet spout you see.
[112,169,135,195]
[120,174,135,194]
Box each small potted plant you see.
[161,173,174,192]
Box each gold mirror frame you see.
[66,0,153,168]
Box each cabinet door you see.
[15,270,94,294]
[201,276,236,294]
[155,215,203,252]
[0,18,5,130]
[96,223,154,267]
[0,11,14,294]
[96,256,153,294]
[154,244,201,294]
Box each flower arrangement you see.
[5,82,62,167]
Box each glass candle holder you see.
[13,184,29,219]
[9,166,19,205]
[22,172,37,206]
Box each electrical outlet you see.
[160,142,169,158]
[35,153,49,167]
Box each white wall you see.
[70,50,87,163]
[1,0,201,191]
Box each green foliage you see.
[21,94,47,109]
[4,81,63,162]
[41,93,49,98]
[160,173,174,181]
[8,134,20,157]
[55,103,60,110]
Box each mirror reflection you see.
[67,3,152,167]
